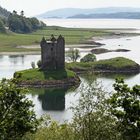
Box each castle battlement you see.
[40,35,65,70]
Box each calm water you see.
[1,19,140,122]
[42,18,140,29]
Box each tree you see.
[66,48,80,62]
[23,115,75,140]
[37,60,42,68]
[0,79,39,140]
[0,18,6,33]
[31,62,36,69]
[8,12,46,33]
[71,83,121,140]
[109,79,140,140]
[22,18,32,33]
[8,14,24,32]
[80,53,96,62]
[20,10,24,17]
[12,10,17,15]
[30,17,40,30]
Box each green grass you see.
[66,57,139,72]
[14,68,76,81]
[14,57,139,82]
[93,57,137,69]
[0,26,138,52]
[0,26,114,52]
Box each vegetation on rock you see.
[67,57,140,73]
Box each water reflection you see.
[29,88,69,111]
[0,55,3,59]
[80,72,137,82]
[9,55,25,65]
[80,72,139,92]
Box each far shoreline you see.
[0,31,139,55]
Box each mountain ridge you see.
[68,12,140,19]
[37,7,140,19]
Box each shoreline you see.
[0,32,139,55]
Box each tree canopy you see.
[109,79,140,140]
[0,79,39,140]
[0,18,6,33]
[8,11,46,33]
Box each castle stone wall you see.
[40,35,65,70]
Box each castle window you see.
[51,48,53,51]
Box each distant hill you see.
[68,12,140,19]
[37,7,140,19]
[0,6,10,18]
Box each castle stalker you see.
[40,35,65,70]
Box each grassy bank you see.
[14,68,80,88]
[14,68,76,81]
[0,26,137,52]
[66,57,140,73]
[14,57,140,80]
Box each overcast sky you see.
[0,0,140,17]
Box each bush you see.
[37,60,42,68]
[80,53,96,62]
[13,72,22,78]
[31,62,35,69]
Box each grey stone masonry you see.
[40,35,65,70]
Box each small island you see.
[66,57,140,74]
[14,35,80,88]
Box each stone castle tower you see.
[40,35,65,70]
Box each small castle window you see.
[51,48,53,51]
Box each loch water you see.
[1,19,140,122]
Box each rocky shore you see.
[15,76,80,88]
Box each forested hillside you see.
[0,6,10,18]
[0,5,46,33]
[8,11,46,33]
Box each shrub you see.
[37,60,42,68]
[31,62,35,69]
[80,53,96,62]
